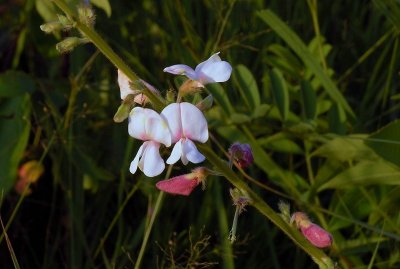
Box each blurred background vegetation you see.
[0,0,400,268]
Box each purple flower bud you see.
[229,142,254,168]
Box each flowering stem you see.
[197,144,335,268]
[50,0,165,111]
[134,165,173,269]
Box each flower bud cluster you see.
[40,4,96,53]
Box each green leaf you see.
[257,9,354,118]
[259,137,303,154]
[267,44,303,78]
[252,103,271,118]
[0,71,35,97]
[328,188,371,231]
[233,64,260,109]
[300,80,317,120]
[0,94,31,194]
[269,68,289,121]
[229,113,251,124]
[91,0,112,17]
[318,160,400,191]
[206,83,235,115]
[365,119,400,167]
[312,135,377,163]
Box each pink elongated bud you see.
[291,212,333,248]
[156,175,199,196]
[228,142,254,168]
[156,167,212,196]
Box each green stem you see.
[134,165,173,269]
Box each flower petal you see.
[197,61,232,84]
[128,107,148,140]
[166,139,182,164]
[194,52,221,73]
[118,69,136,99]
[146,117,171,146]
[182,139,205,164]
[156,175,199,196]
[180,102,208,143]
[129,143,145,174]
[163,64,197,79]
[129,107,171,145]
[161,103,183,143]
[139,141,165,177]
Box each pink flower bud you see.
[228,142,253,168]
[300,223,333,248]
[156,167,211,196]
[291,212,332,248]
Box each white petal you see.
[139,141,165,177]
[118,69,136,100]
[194,52,221,74]
[128,107,148,140]
[180,102,208,143]
[129,107,171,145]
[163,64,197,79]
[145,117,171,146]
[161,103,183,144]
[166,139,182,164]
[198,61,232,84]
[129,143,145,174]
[182,139,205,164]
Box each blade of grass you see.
[0,214,21,269]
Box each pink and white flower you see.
[161,102,208,165]
[163,52,232,85]
[128,107,171,177]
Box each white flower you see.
[161,102,208,165]
[163,52,232,85]
[128,107,171,177]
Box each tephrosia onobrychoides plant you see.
[42,3,337,267]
